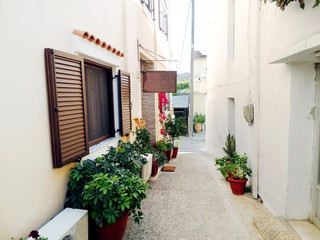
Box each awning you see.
[142,70,177,93]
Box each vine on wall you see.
[264,0,319,10]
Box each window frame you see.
[84,60,115,146]
[159,0,169,39]
[45,48,131,168]
[142,0,154,19]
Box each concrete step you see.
[254,215,302,240]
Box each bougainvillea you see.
[158,93,168,112]
[158,93,168,135]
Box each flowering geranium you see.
[156,140,167,153]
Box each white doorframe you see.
[312,64,320,228]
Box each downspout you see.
[252,0,261,198]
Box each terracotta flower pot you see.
[172,147,179,158]
[228,178,248,195]
[194,123,202,133]
[95,210,129,240]
[166,150,172,161]
[152,159,158,176]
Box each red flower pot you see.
[95,210,129,240]
[166,150,172,161]
[152,159,159,176]
[172,147,179,158]
[228,178,248,195]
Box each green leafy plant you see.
[65,140,150,227]
[164,114,188,143]
[133,127,153,155]
[193,113,205,124]
[263,0,319,10]
[82,171,150,227]
[214,155,236,177]
[156,140,167,153]
[152,151,168,167]
[166,141,174,151]
[109,141,148,175]
[222,134,236,157]
[217,153,252,180]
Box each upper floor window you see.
[141,0,154,18]
[159,0,168,39]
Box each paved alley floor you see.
[123,132,269,240]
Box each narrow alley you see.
[124,133,269,239]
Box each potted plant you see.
[164,114,188,158]
[165,141,174,161]
[215,134,236,179]
[172,138,181,158]
[155,139,167,153]
[151,151,167,176]
[218,153,252,195]
[133,127,153,156]
[65,141,150,240]
[82,170,150,240]
[193,113,205,133]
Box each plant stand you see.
[228,178,248,195]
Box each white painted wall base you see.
[141,154,153,181]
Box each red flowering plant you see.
[11,230,48,240]
[156,140,167,153]
[158,93,168,136]
[215,153,252,180]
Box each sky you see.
[170,0,213,73]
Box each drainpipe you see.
[252,0,261,199]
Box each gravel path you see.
[123,134,268,240]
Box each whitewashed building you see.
[0,0,172,238]
[206,0,320,228]
[193,50,207,116]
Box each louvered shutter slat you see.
[119,70,132,136]
[45,48,89,168]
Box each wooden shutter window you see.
[119,70,132,136]
[45,48,89,168]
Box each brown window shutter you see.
[119,70,132,136]
[45,48,89,168]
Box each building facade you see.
[206,0,320,227]
[193,51,207,116]
[0,0,171,238]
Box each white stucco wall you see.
[206,0,320,221]
[0,0,170,239]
